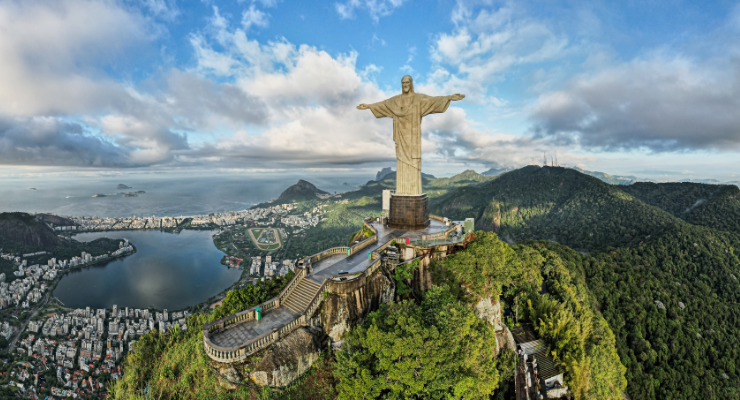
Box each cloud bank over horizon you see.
[0,0,738,180]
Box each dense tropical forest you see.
[113,230,628,400]
[432,166,740,399]
[111,166,740,399]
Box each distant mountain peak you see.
[275,180,328,203]
[481,167,509,176]
[375,167,394,181]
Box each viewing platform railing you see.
[203,217,472,364]
[203,218,379,363]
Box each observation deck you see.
[203,216,467,364]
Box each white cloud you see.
[180,9,537,170]
[242,4,269,31]
[141,0,179,21]
[0,0,154,116]
[530,55,740,152]
[335,0,408,22]
[421,2,568,105]
[0,1,274,167]
[371,33,386,47]
[0,0,566,171]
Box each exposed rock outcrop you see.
[474,297,502,326]
[323,271,394,341]
[495,325,516,355]
[217,365,239,390]
[249,327,322,387]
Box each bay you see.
[0,172,371,218]
[53,230,241,310]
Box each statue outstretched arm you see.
[420,93,465,116]
[358,100,394,118]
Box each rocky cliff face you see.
[322,271,395,341]
[472,297,516,355]
[249,327,323,387]
[375,167,394,181]
[474,297,502,326]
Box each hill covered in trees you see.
[111,166,740,399]
[0,212,63,249]
[272,179,329,204]
[0,212,122,270]
[621,182,740,234]
[430,166,740,251]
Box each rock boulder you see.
[249,327,322,387]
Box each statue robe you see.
[368,93,453,195]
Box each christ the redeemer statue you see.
[357,75,465,195]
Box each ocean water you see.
[0,172,370,218]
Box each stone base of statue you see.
[389,194,429,229]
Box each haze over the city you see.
[1,0,739,182]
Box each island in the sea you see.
[117,184,132,189]
[93,194,107,197]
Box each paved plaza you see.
[208,219,451,348]
[210,307,299,347]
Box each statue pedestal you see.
[389,194,429,229]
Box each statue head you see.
[401,75,414,94]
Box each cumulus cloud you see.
[0,117,133,167]
[242,4,269,31]
[421,1,568,103]
[529,56,740,152]
[335,0,407,22]
[182,15,397,166]
[0,0,154,116]
[418,106,581,169]
[178,9,547,170]
[0,0,277,167]
[0,0,557,171]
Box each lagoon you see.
[53,230,241,310]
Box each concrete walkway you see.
[210,307,299,347]
[207,219,449,348]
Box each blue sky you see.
[0,0,739,182]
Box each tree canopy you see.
[335,286,512,400]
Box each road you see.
[8,291,50,351]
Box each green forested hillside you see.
[113,166,740,400]
[431,166,681,251]
[430,233,627,400]
[0,212,122,266]
[584,224,740,399]
[282,170,501,257]
[429,167,740,399]
[622,182,740,234]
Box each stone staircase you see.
[282,278,322,314]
